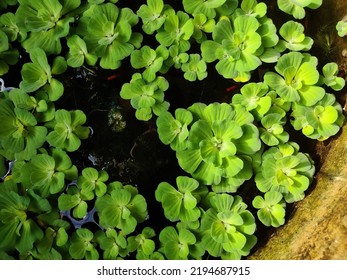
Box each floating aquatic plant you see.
[181,53,208,81]
[238,0,267,18]
[155,176,208,223]
[155,9,194,52]
[69,228,99,260]
[77,167,109,197]
[46,109,90,152]
[0,97,47,161]
[164,45,189,70]
[255,142,315,203]
[191,13,215,43]
[277,0,322,19]
[77,3,143,69]
[15,0,80,54]
[58,184,94,219]
[336,19,347,37]
[137,0,166,35]
[252,191,286,227]
[95,182,148,234]
[200,193,257,260]
[0,0,345,261]
[66,35,98,68]
[231,82,272,120]
[156,108,193,151]
[291,93,344,141]
[259,113,289,146]
[130,45,169,82]
[19,148,78,197]
[183,0,238,20]
[0,182,44,254]
[95,228,128,260]
[276,21,313,52]
[20,48,66,101]
[120,73,169,121]
[201,16,263,82]
[318,62,346,91]
[177,102,261,192]
[0,29,18,76]
[263,51,325,106]
[0,12,24,42]
[127,227,156,258]
[159,225,198,260]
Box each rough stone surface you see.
[250,0,347,260]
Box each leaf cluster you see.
[277,0,322,19]
[0,0,345,261]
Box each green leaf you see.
[156,112,180,145]
[58,193,80,210]
[56,227,68,247]
[73,201,88,219]
[45,78,64,101]
[201,40,221,63]
[20,63,48,93]
[52,56,67,75]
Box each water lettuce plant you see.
[77,167,109,197]
[263,51,325,106]
[318,62,346,91]
[155,10,194,52]
[336,19,347,37]
[69,228,99,260]
[155,176,208,222]
[66,35,98,68]
[259,113,289,146]
[181,53,207,81]
[291,93,344,141]
[137,0,166,35]
[15,0,80,54]
[46,109,90,152]
[58,184,93,219]
[238,0,267,18]
[156,108,193,151]
[127,227,156,258]
[77,3,143,69]
[20,48,66,102]
[200,193,257,260]
[0,29,19,76]
[276,21,313,52]
[0,11,25,42]
[120,73,169,121]
[130,45,169,82]
[183,0,238,20]
[95,182,148,234]
[231,82,271,120]
[95,228,128,260]
[255,142,315,203]
[176,102,261,192]
[191,13,215,43]
[201,16,262,81]
[0,182,44,254]
[6,88,53,122]
[0,0,345,261]
[19,148,78,197]
[158,225,198,260]
[252,191,286,227]
[0,97,47,161]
